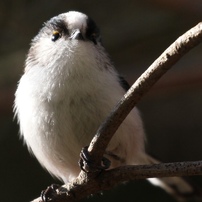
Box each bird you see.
[14,11,201,201]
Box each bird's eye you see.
[51,31,61,42]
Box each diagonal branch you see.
[88,22,202,165]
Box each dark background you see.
[1,1,202,201]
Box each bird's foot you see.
[79,146,111,173]
[41,184,65,202]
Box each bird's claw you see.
[79,146,111,173]
[41,184,61,202]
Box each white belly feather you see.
[14,47,145,182]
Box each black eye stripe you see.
[51,18,68,30]
[86,17,100,44]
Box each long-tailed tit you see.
[14,11,201,201]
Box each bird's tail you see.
[140,154,202,202]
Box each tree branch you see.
[88,22,202,164]
[32,22,202,202]
[33,161,202,202]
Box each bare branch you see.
[32,160,202,202]
[88,22,202,164]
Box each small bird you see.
[14,11,201,201]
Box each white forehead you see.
[62,11,88,30]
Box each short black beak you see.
[71,29,84,40]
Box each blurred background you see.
[1,0,202,201]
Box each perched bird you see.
[14,11,201,201]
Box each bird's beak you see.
[70,29,84,40]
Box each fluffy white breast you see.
[14,12,145,182]
[15,38,129,181]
